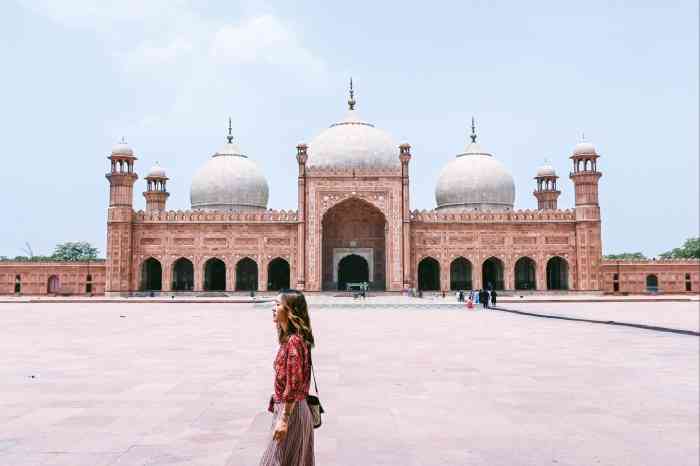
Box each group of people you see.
[457,289,497,309]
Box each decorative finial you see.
[544,157,550,165]
[119,136,127,144]
[581,132,586,142]
[348,77,356,110]
[226,117,233,144]
[470,117,477,143]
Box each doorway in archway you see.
[482,257,504,290]
[268,258,290,291]
[514,257,536,290]
[172,258,194,291]
[337,254,369,291]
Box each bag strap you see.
[309,347,319,395]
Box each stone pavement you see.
[0,301,697,465]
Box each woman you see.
[260,289,315,466]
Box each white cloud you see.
[209,15,324,72]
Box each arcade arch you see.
[482,257,504,290]
[514,257,536,290]
[450,257,472,290]
[546,256,569,290]
[236,257,258,291]
[418,257,440,291]
[203,258,226,291]
[140,257,162,291]
[172,258,194,291]
[267,258,290,291]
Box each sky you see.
[0,0,697,258]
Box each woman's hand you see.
[273,416,289,442]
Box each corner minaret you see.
[143,162,169,211]
[569,137,603,290]
[105,138,138,295]
[533,159,560,210]
[399,143,412,289]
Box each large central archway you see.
[322,198,386,291]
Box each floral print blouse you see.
[273,334,311,404]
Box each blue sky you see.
[0,0,697,258]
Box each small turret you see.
[533,159,560,210]
[143,162,169,211]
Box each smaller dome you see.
[111,139,133,156]
[537,162,556,177]
[147,163,166,178]
[573,141,597,156]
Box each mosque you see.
[1,84,697,295]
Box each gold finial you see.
[348,77,356,110]
[470,117,477,143]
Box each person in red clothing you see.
[260,290,315,466]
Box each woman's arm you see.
[273,400,296,441]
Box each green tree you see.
[604,252,647,260]
[659,237,700,259]
[50,242,99,261]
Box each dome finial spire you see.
[226,117,234,144]
[348,77,356,110]
[470,117,477,143]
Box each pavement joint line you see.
[492,306,700,337]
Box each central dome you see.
[306,85,400,171]
[190,127,269,212]
[435,125,515,212]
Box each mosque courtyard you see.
[0,298,697,466]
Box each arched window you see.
[47,275,60,294]
[450,257,472,290]
[646,274,658,293]
[418,257,440,291]
[514,257,536,290]
[236,258,258,291]
[546,257,569,290]
[267,258,291,291]
[203,258,226,291]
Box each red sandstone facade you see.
[1,131,698,297]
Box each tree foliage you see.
[0,242,99,262]
[50,242,99,261]
[604,252,647,260]
[659,237,700,259]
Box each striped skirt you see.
[259,399,315,466]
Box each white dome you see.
[536,163,556,177]
[147,163,166,178]
[190,140,269,211]
[435,141,515,211]
[111,141,133,156]
[306,108,400,171]
[573,141,597,156]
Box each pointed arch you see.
[418,257,440,291]
[514,256,536,290]
[204,257,226,291]
[450,257,472,290]
[236,257,258,291]
[267,257,290,291]
[172,258,194,291]
[482,257,504,290]
[140,257,163,291]
[546,256,569,290]
[645,274,658,293]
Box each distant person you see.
[261,290,315,465]
[473,290,479,305]
[480,289,489,309]
[491,290,497,307]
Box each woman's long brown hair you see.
[278,289,315,348]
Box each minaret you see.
[533,159,561,210]
[399,142,412,289]
[296,142,308,290]
[143,162,169,211]
[105,138,138,295]
[569,137,603,290]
